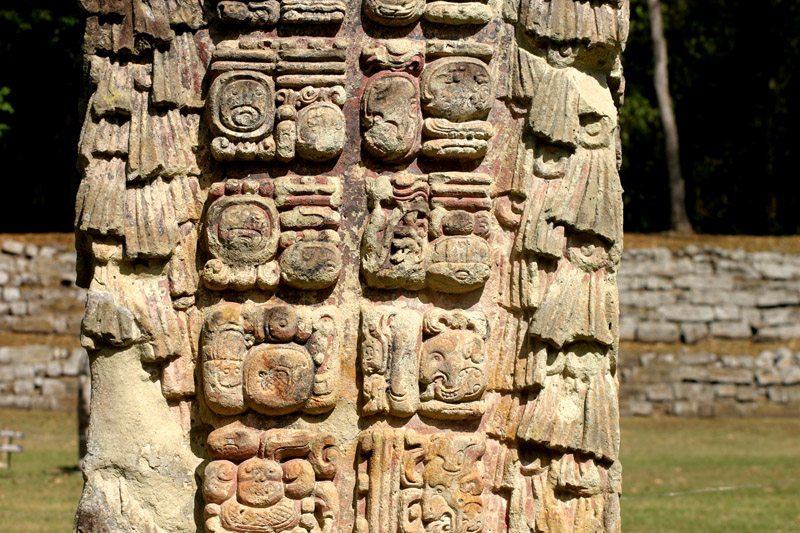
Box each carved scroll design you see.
[361,172,492,292]
[355,429,485,533]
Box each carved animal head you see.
[419,330,486,403]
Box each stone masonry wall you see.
[619,348,800,417]
[2,236,800,415]
[619,246,800,344]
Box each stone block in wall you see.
[713,305,740,322]
[12,379,34,395]
[679,352,717,366]
[720,355,754,368]
[767,387,789,404]
[14,364,35,380]
[713,384,737,398]
[673,383,713,401]
[755,262,800,280]
[42,378,68,398]
[690,291,754,307]
[0,366,13,382]
[681,323,709,344]
[2,240,25,255]
[63,349,88,377]
[637,322,680,343]
[755,370,783,386]
[759,307,800,326]
[755,325,800,342]
[627,400,654,416]
[672,400,699,416]
[2,287,21,302]
[9,301,27,315]
[639,352,658,367]
[620,317,637,341]
[741,307,761,327]
[709,368,754,385]
[677,366,710,383]
[710,321,752,339]
[787,387,800,403]
[674,274,734,291]
[660,304,714,322]
[645,384,674,402]
[624,291,677,309]
[46,361,62,377]
[735,385,764,402]
[781,367,800,386]
[756,290,800,308]
[644,276,673,290]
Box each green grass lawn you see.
[0,409,83,533]
[0,410,799,532]
[622,417,800,532]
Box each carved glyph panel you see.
[75,0,629,531]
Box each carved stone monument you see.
[74,0,628,531]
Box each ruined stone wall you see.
[620,246,800,344]
[620,348,800,417]
[72,1,628,531]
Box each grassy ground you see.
[622,417,800,532]
[0,410,799,532]
[0,409,82,533]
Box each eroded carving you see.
[420,57,494,161]
[203,180,281,291]
[360,304,488,419]
[204,427,339,533]
[356,430,485,533]
[202,302,341,416]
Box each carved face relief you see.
[421,58,494,122]
[363,0,425,26]
[296,102,346,162]
[420,330,486,403]
[210,71,275,140]
[244,344,315,415]
[207,196,280,266]
[237,458,285,507]
[362,73,421,162]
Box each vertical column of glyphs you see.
[75,0,629,531]
[197,3,351,532]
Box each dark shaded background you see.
[1,1,798,234]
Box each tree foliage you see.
[0,5,83,232]
[621,0,800,234]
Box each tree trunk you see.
[647,0,693,233]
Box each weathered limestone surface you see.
[74,1,629,531]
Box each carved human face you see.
[218,204,271,254]
[237,458,285,507]
[419,331,486,403]
[220,79,270,133]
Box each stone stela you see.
[74,0,629,531]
